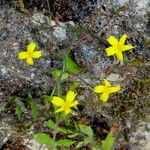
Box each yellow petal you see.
[66,91,77,103]
[18,52,28,59]
[26,57,34,65]
[104,79,111,87]
[116,51,123,62]
[55,107,64,113]
[64,108,72,115]
[100,93,109,102]
[52,96,64,106]
[119,34,127,45]
[108,85,121,93]
[31,51,42,58]
[94,85,105,93]
[107,36,119,46]
[105,46,118,56]
[27,42,36,52]
[122,45,134,51]
[71,100,79,107]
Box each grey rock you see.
[32,13,49,25]
[107,73,120,81]
[0,7,69,97]
[0,1,150,149]
[130,119,150,150]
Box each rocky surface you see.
[0,0,150,149]
[130,119,150,150]
[0,6,67,97]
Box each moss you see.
[127,59,148,66]
[111,79,150,122]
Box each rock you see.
[53,23,67,41]
[130,119,150,150]
[107,73,120,81]
[0,7,69,97]
[32,13,49,25]
[24,139,48,150]
[0,1,150,149]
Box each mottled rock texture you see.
[0,0,150,149]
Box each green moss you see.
[111,79,150,122]
[127,59,147,66]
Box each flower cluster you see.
[18,34,134,65]
[17,34,134,115]
[51,79,121,115]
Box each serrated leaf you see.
[57,139,75,148]
[79,124,93,138]
[64,54,81,74]
[101,131,114,150]
[28,98,39,119]
[51,70,69,80]
[33,133,55,146]
[15,97,25,120]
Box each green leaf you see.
[15,97,25,120]
[31,102,39,119]
[57,127,70,134]
[64,54,81,74]
[57,139,75,148]
[76,141,84,148]
[33,133,55,146]
[92,147,100,150]
[42,95,52,110]
[76,139,89,149]
[101,131,114,150]
[42,95,51,102]
[45,120,56,129]
[27,98,39,119]
[15,103,22,120]
[45,120,70,134]
[51,70,69,81]
[79,124,93,138]
[68,133,80,138]
[70,82,81,90]
[114,4,128,14]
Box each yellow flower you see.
[18,42,42,65]
[94,79,120,102]
[105,34,134,62]
[51,91,79,115]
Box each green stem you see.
[46,0,52,17]
[51,28,77,150]
[66,33,76,55]
[52,53,67,149]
